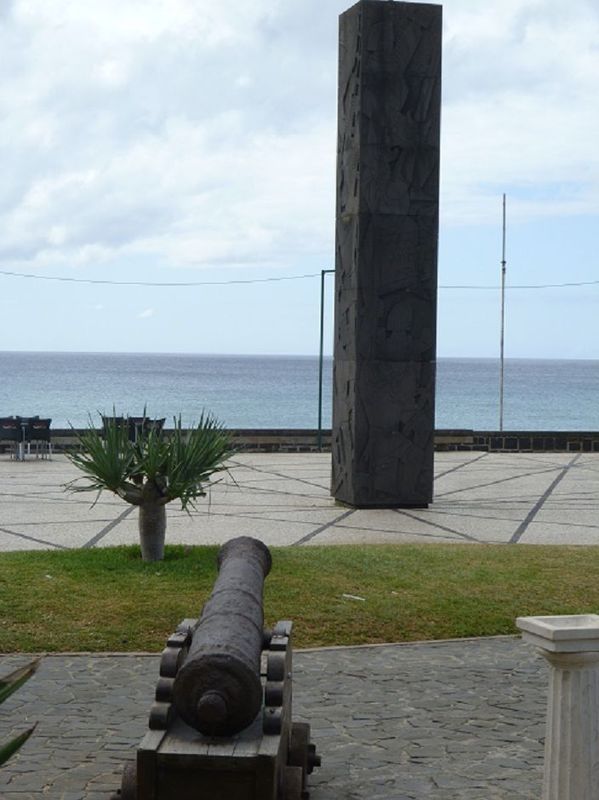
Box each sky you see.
[1,0,599,358]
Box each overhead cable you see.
[0,269,321,287]
[439,280,599,290]
[0,268,598,290]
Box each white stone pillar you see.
[517,614,599,800]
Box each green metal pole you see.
[317,269,335,451]
[499,193,507,432]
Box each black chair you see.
[101,415,126,438]
[16,416,39,458]
[27,418,52,459]
[128,417,166,443]
[0,417,20,459]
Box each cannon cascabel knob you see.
[196,690,228,727]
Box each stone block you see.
[338,145,439,216]
[332,360,435,507]
[336,213,438,293]
[337,1,442,149]
[335,284,436,363]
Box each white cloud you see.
[1,0,599,276]
[95,59,131,88]
[440,0,599,223]
[137,307,156,319]
[235,74,253,88]
[46,225,68,246]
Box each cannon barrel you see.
[172,536,272,736]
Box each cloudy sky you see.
[1,0,598,358]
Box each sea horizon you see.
[1,352,598,431]
[3,349,599,362]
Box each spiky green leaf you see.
[0,661,39,705]
[65,409,234,512]
[0,725,37,766]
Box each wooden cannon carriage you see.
[113,537,320,800]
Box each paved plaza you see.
[0,637,546,800]
[2,451,597,798]
[0,451,598,550]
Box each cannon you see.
[113,536,321,800]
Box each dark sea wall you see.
[22,429,599,455]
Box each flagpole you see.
[499,194,507,431]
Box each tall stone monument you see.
[332,0,442,507]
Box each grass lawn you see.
[2,543,599,652]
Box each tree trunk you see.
[138,502,167,562]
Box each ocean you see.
[0,352,598,431]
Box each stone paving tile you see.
[0,530,65,551]
[201,490,331,508]
[99,516,315,547]
[533,510,599,532]
[221,479,330,496]
[307,526,465,546]
[2,521,127,549]
[0,638,545,799]
[191,508,344,524]
[435,473,561,503]
[0,500,119,526]
[518,520,599,545]
[337,508,516,544]
[430,502,532,520]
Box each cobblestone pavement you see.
[0,637,546,799]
